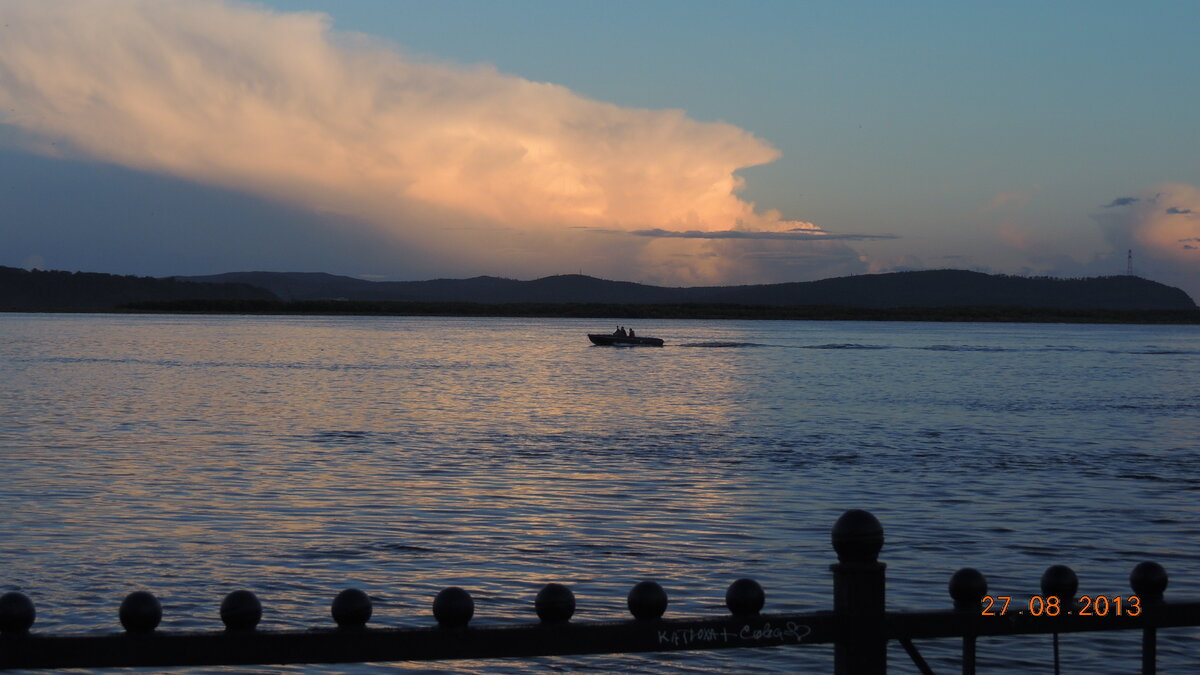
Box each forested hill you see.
[179,269,1197,311]
[0,266,276,311]
[706,270,1198,310]
[3,266,1196,313]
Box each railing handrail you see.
[3,509,1198,672]
[3,605,1200,670]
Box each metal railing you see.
[2,509,1197,673]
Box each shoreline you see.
[92,299,1200,324]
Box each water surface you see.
[2,314,1198,672]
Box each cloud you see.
[622,228,898,241]
[982,189,1049,255]
[982,191,1034,213]
[1102,197,1139,208]
[866,254,927,274]
[995,222,1043,252]
[631,235,867,286]
[0,0,860,284]
[1092,183,1200,300]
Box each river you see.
[1,314,1197,672]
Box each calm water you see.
[1,314,1198,673]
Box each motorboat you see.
[588,333,664,347]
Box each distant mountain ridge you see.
[0,266,274,311]
[3,265,1194,312]
[177,269,1197,311]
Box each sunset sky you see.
[2,0,1198,298]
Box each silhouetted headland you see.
[3,265,1197,323]
[0,266,273,311]
[176,269,1196,310]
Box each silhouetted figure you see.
[628,328,636,337]
[614,326,627,336]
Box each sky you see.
[1,0,1198,298]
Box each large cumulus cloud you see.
[1093,183,1200,301]
[0,0,864,283]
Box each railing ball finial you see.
[1129,561,1168,602]
[627,580,668,620]
[948,568,988,611]
[1039,564,1079,607]
[331,588,372,628]
[534,583,575,624]
[725,578,765,616]
[831,509,884,563]
[220,590,262,631]
[0,591,36,634]
[432,587,474,628]
[119,591,162,633]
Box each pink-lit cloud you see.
[981,190,1035,213]
[994,222,1040,252]
[981,189,1048,254]
[0,0,864,284]
[1092,183,1200,300]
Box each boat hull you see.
[588,334,664,347]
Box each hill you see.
[4,265,1196,314]
[0,266,276,311]
[177,269,1197,311]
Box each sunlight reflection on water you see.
[1,314,1198,672]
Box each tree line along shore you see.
[117,298,1200,325]
[4,265,1196,323]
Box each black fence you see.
[2,509,1197,673]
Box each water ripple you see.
[1,315,1197,673]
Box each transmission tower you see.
[1126,249,1133,276]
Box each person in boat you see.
[614,326,627,336]
[628,328,636,337]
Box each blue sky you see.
[2,0,1198,297]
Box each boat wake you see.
[801,343,891,350]
[676,341,769,348]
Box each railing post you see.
[1040,565,1078,675]
[831,509,887,674]
[949,567,988,675]
[1130,561,1168,675]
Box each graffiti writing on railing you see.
[656,621,812,647]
